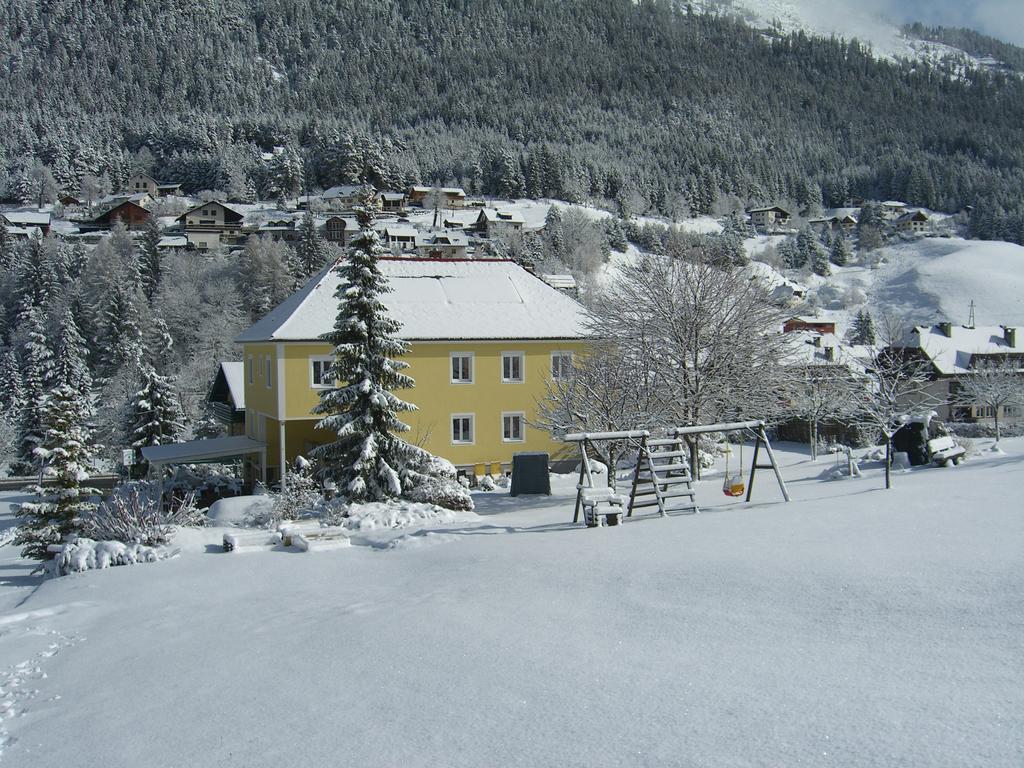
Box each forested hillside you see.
[2,0,1024,230]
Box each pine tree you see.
[294,210,326,277]
[14,381,100,560]
[139,216,163,301]
[130,365,185,453]
[830,233,852,266]
[53,308,92,391]
[311,203,429,501]
[13,305,55,476]
[850,310,877,345]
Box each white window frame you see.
[551,350,574,381]
[247,355,254,385]
[265,354,273,389]
[310,356,334,389]
[451,413,475,445]
[450,352,474,384]
[501,351,525,383]
[502,412,526,443]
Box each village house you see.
[783,317,837,335]
[258,219,301,243]
[415,230,469,259]
[747,205,792,230]
[475,208,525,239]
[378,191,407,213]
[893,322,1024,423]
[378,222,418,252]
[322,215,357,245]
[83,199,152,231]
[880,201,908,221]
[126,173,182,197]
[207,362,247,437]
[176,201,244,249]
[408,186,467,209]
[233,258,589,485]
[1,210,51,236]
[895,209,931,234]
[808,208,858,235]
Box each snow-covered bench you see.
[222,530,279,552]
[292,527,351,552]
[580,488,625,527]
[927,436,966,466]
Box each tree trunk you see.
[606,446,617,490]
[810,419,818,461]
[885,437,892,490]
[688,437,700,481]
[994,410,1001,444]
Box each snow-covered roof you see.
[900,324,1024,375]
[781,331,869,373]
[541,274,577,290]
[415,230,468,248]
[747,205,791,215]
[236,258,590,343]
[158,235,188,248]
[322,185,364,199]
[3,225,41,239]
[220,362,245,409]
[410,186,466,197]
[141,435,265,465]
[379,223,418,238]
[479,208,526,225]
[379,191,406,201]
[2,210,50,226]
[881,200,908,208]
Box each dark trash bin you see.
[510,452,551,496]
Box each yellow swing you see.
[722,438,746,497]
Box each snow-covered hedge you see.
[48,536,177,576]
[337,500,477,531]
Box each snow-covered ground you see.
[1,440,1021,766]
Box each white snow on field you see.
[870,237,1024,326]
[0,440,1022,766]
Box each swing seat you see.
[722,474,745,497]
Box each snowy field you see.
[0,440,1022,766]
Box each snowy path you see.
[0,444,1022,766]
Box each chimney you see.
[938,322,953,338]
[1004,326,1017,348]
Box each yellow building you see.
[235,258,590,483]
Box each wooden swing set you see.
[564,420,790,527]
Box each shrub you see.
[82,483,205,546]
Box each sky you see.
[881,0,1024,45]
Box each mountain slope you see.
[1,0,1023,220]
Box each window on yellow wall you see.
[247,355,254,385]
[502,413,525,442]
[501,352,524,383]
[451,414,474,444]
[450,352,473,383]
[551,351,573,381]
[265,354,273,388]
[310,357,334,388]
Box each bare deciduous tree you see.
[783,359,862,461]
[589,254,789,475]
[535,341,670,488]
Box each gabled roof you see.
[415,230,468,247]
[379,191,406,201]
[409,185,466,197]
[321,185,365,199]
[747,205,791,216]
[219,362,246,409]
[2,210,51,226]
[899,324,1024,375]
[478,208,525,225]
[236,258,590,343]
[177,201,243,223]
[92,199,150,221]
[897,210,930,223]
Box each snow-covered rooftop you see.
[220,361,245,409]
[901,324,1024,375]
[1,210,50,226]
[236,258,590,343]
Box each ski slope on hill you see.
[0,441,1021,767]
[870,237,1024,326]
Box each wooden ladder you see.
[627,435,698,517]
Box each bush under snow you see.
[335,500,478,532]
[81,483,205,547]
[48,536,178,576]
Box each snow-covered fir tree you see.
[12,304,55,475]
[830,232,852,266]
[130,365,184,473]
[14,380,100,560]
[311,203,429,501]
[294,210,325,277]
[850,309,877,345]
[139,216,163,301]
[52,307,92,390]
[0,348,25,419]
